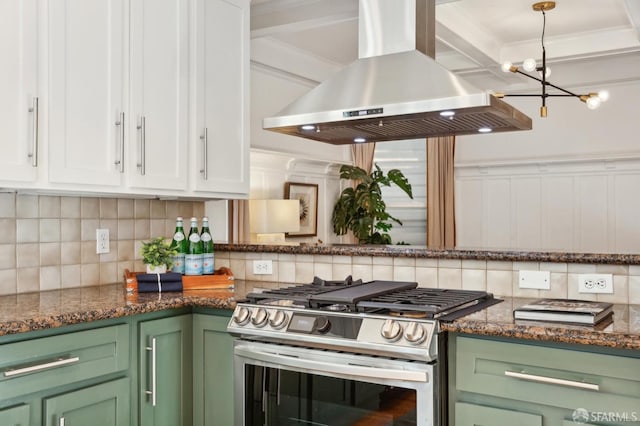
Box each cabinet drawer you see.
[455,402,541,426]
[456,336,640,414]
[0,324,129,399]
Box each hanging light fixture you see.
[495,1,609,117]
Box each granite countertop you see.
[1,282,639,352]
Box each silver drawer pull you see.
[505,370,600,391]
[60,417,66,426]
[4,356,80,377]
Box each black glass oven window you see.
[245,365,417,426]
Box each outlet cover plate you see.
[96,228,110,254]
[253,260,273,275]
[518,270,551,289]
[578,273,613,294]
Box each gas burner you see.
[324,304,350,312]
[389,310,429,319]
[312,275,363,287]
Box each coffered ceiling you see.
[250,0,640,92]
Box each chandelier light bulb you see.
[501,62,513,73]
[537,66,551,78]
[586,96,601,110]
[522,58,537,72]
[598,90,610,102]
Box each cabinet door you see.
[44,378,129,426]
[192,314,234,426]
[192,0,249,197]
[139,315,192,426]
[0,404,30,426]
[129,0,189,191]
[48,0,126,187]
[455,402,542,426]
[0,0,39,183]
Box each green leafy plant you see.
[332,164,413,244]
[140,237,178,268]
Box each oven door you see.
[234,340,437,426]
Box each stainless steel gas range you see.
[228,276,501,426]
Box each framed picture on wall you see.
[284,182,318,237]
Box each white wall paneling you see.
[456,156,640,253]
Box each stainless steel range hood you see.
[263,0,532,145]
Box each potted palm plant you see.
[332,164,413,244]
[140,237,177,273]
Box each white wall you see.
[455,81,640,252]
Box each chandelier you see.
[495,1,609,117]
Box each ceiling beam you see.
[624,0,640,40]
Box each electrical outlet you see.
[518,270,551,289]
[253,260,273,275]
[578,273,613,294]
[96,228,110,254]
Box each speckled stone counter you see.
[1,282,639,352]
[215,243,640,265]
[441,297,640,351]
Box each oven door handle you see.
[235,346,429,383]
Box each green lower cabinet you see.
[138,315,192,426]
[0,404,30,426]
[455,402,542,426]
[192,313,235,426]
[44,378,129,426]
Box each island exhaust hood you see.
[263,0,532,145]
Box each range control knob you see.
[313,316,331,334]
[380,319,403,341]
[250,308,268,328]
[404,322,426,344]
[232,306,251,326]
[268,310,288,329]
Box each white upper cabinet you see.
[47,0,127,188]
[191,0,250,197]
[0,0,40,184]
[128,0,189,192]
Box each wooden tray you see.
[124,267,234,293]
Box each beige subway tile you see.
[133,259,145,271]
[596,275,628,304]
[352,264,373,282]
[81,198,100,218]
[332,255,351,265]
[118,240,134,262]
[487,261,512,271]
[394,257,415,267]
[0,244,16,269]
[628,265,640,276]
[394,266,416,282]
[80,219,100,241]
[462,269,486,291]
[134,219,150,240]
[40,266,61,291]
[16,243,38,268]
[487,270,513,297]
[244,262,259,281]
[595,264,629,275]
[81,241,99,264]
[229,259,246,279]
[375,257,393,266]
[164,219,175,237]
[178,202,193,220]
[269,262,280,282]
[16,219,38,243]
[295,254,314,263]
[513,261,539,271]
[150,200,166,219]
[415,258,438,268]
[100,262,118,284]
[17,267,39,293]
[39,196,61,218]
[352,256,373,265]
[462,260,486,270]
[567,263,597,273]
[40,243,61,266]
[133,240,143,260]
[165,201,179,220]
[372,265,393,281]
[61,219,81,242]
[81,263,100,286]
[245,252,262,260]
[567,274,597,300]
[118,199,134,218]
[333,263,353,280]
[540,262,568,273]
[438,268,461,289]
[150,219,165,238]
[61,264,82,288]
[279,262,296,283]
[314,255,332,263]
[61,242,81,265]
[118,219,134,240]
[278,253,295,262]
[415,267,438,288]
[629,276,640,304]
[215,251,230,260]
[117,262,134,278]
[0,269,17,295]
[229,251,246,260]
[438,259,461,269]
[17,195,38,218]
[295,262,314,283]
[61,197,81,218]
[213,256,230,270]
[135,199,151,219]
[100,219,118,240]
[100,198,118,219]
[544,272,568,299]
[193,202,205,219]
[39,218,60,242]
[314,263,332,280]
[0,219,16,244]
[0,193,16,218]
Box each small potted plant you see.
[140,237,177,274]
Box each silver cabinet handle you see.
[145,337,157,406]
[115,112,125,172]
[505,370,600,391]
[199,128,208,180]
[60,417,65,426]
[28,97,39,167]
[136,116,146,175]
[3,356,80,377]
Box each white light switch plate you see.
[518,270,551,289]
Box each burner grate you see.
[244,276,364,305]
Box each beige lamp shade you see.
[249,199,300,242]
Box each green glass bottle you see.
[170,217,188,274]
[200,217,214,275]
[185,217,203,275]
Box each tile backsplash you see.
[214,252,640,305]
[0,193,204,295]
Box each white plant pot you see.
[146,264,167,274]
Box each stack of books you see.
[513,299,613,325]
